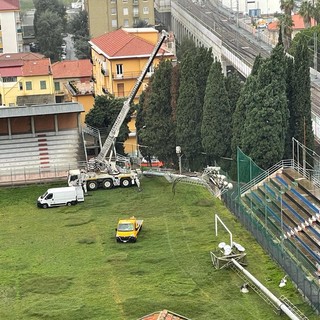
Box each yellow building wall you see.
[72,94,94,124]
[0,74,54,106]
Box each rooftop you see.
[52,59,92,79]
[0,0,20,11]
[89,28,172,59]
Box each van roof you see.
[46,187,77,192]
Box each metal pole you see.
[231,259,301,320]
[314,31,318,73]
[179,155,182,174]
[280,190,284,252]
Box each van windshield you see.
[41,191,48,199]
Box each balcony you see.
[101,68,109,76]
[112,71,154,80]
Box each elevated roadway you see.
[169,0,320,141]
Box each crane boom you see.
[94,30,168,170]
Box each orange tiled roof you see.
[0,52,45,61]
[268,14,316,31]
[90,28,168,58]
[0,0,20,11]
[52,59,92,79]
[140,309,191,320]
[22,58,52,77]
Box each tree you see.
[176,36,196,61]
[176,52,203,171]
[299,0,314,28]
[280,0,295,50]
[68,10,90,59]
[35,10,64,61]
[138,60,176,165]
[85,95,133,156]
[241,45,288,169]
[194,46,213,108]
[34,0,67,37]
[314,0,320,24]
[291,36,314,166]
[201,60,231,167]
[231,55,263,161]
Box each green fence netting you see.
[237,147,265,184]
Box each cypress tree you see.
[231,54,263,161]
[176,52,203,171]
[241,45,288,169]
[291,36,314,166]
[138,60,176,165]
[201,60,231,168]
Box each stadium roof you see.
[0,102,84,118]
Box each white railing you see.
[239,159,309,195]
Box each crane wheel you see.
[87,181,98,191]
[102,179,113,189]
[121,178,131,187]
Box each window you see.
[111,0,116,2]
[123,19,129,27]
[133,7,139,16]
[116,64,123,76]
[19,82,23,90]
[111,7,116,15]
[147,64,154,73]
[40,80,47,90]
[123,7,128,15]
[3,76,17,82]
[112,19,117,28]
[143,7,149,14]
[26,81,32,90]
[122,0,128,2]
[54,82,60,91]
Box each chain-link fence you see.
[222,187,320,313]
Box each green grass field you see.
[0,177,317,319]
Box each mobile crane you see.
[68,30,168,191]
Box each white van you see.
[37,186,84,209]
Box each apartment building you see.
[0,0,23,53]
[89,27,175,155]
[85,0,155,38]
[52,59,94,123]
[0,52,55,107]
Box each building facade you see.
[0,0,23,53]
[0,53,55,107]
[89,27,175,155]
[85,0,155,38]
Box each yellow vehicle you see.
[115,216,143,243]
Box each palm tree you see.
[280,0,295,50]
[314,0,320,24]
[299,1,314,28]
[280,0,295,16]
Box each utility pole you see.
[314,31,318,75]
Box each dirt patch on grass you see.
[105,252,128,263]
[21,275,73,295]
[64,215,94,227]
[77,238,96,244]
[194,199,215,207]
